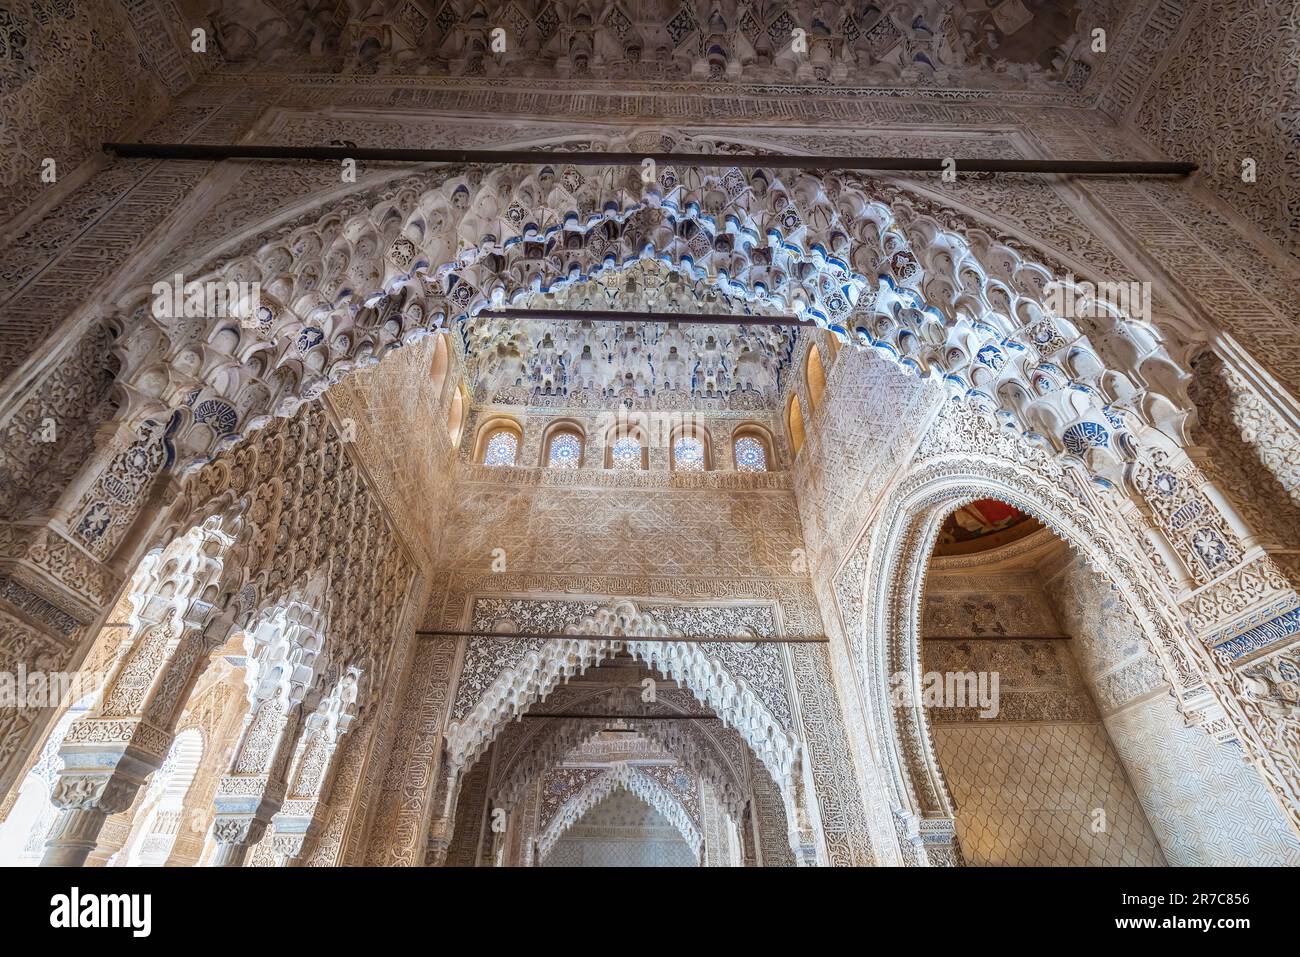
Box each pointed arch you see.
[536,762,702,862]
[444,601,801,813]
[122,726,205,867]
[493,712,748,816]
[99,127,1193,478]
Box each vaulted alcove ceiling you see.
[932,498,1044,556]
[196,0,1117,92]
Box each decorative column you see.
[424,760,458,866]
[40,776,142,867]
[740,798,759,867]
[723,810,744,867]
[135,809,186,867]
[1117,434,1300,831]
[918,818,964,866]
[37,418,144,530]
[489,804,510,867]
[84,803,141,867]
[788,753,821,866]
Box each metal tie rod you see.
[475,308,812,327]
[415,628,827,644]
[103,143,1196,176]
[522,713,720,720]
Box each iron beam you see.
[103,142,1196,176]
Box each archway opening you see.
[919,497,1166,865]
[441,648,795,867]
[540,787,697,868]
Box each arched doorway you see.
[540,785,698,868]
[855,411,1300,865]
[433,598,807,867]
[440,647,799,867]
[920,498,1164,865]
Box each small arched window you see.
[825,332,841,364]
[734,436,768,472]
[123,727,205,867]
[482,428,519,467]
[672,434,706,472]
[446,385,468,447]
[787,395,805,456]
[546,429,583,468]
[608,434,644,470]
[430,333,449,396]
[805,343,827,410]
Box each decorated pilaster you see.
[208,602,325,867]
[271,669,362,866]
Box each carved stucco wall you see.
[1042,552,1300,866]
[1188,351,1300,573]
[791,341,938,574]
[364,627,458,867]
[793,342,944,865]
[444,749,491,867]
[0,0,193,234]
[439,467,804,580]
[1127,0,1300,258]
[216,0,1137,95]
[1029,115,1300,395]
[6,19,1300,866]
[328,334,464,564]
[417,581,875,866]
[748,745,795,866]
[363,427,879,866]
[7,65,1300,399]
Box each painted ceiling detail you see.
[464,259,798,408]
[934,497,1044,555]
[204,0,1107,91]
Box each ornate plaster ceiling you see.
[201,0,1111,92]
[461,259,799,409]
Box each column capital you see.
[61,716,175,766]
[918,817,964,867]
[211,816,269,850]
[48,773,138,816]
